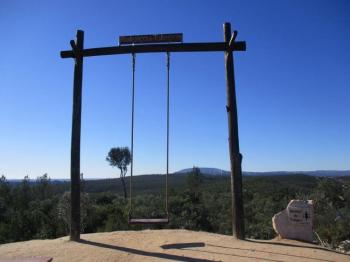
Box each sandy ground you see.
[0,229,348,262]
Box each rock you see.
[272,200,314,242]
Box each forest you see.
[0,170,349,252]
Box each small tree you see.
[106,147,131,199]
[186,166,203,196]
[58,191,91,234]
[35,173,52,200]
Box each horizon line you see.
[3,168,350,180]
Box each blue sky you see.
[1,0,349,179]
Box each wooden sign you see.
[119,33,183,45]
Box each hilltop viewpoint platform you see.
[0,229,348,262]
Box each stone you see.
[272,199,314,242]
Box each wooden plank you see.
[223,23,245,240]
[119,33,183,45]
[60,41,246,58]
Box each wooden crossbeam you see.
[60,41,246,58]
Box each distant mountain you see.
[244,170,350,177]
[175,168,350,177]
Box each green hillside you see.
[0,172,349,251]
[54,173,320,195]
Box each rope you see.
[166,52,170,215]
[128,52,171,220]
[129,53,136,215]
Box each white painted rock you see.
[272,200,314,242]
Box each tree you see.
[0,175,10,207]
[186,166,203,197]
[34,173,52,200]
[0,175,11,243]
[174,167,212,230]
[106,147,131,199]
[57,191,92,234]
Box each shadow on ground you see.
[79,239,213,262]
[207,243,334,262]
[79,238,348,262]
[160,240,347,262]
[245,239,350,257]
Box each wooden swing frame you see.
[60,22,246,241]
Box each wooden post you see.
[70,30,84,241]
[223,22,245,239]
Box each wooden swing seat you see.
[129,217,169,225]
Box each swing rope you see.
[129,53,136,212]
[128,52,171,224]
[166,51,170,215]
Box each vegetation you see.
[106,147,131,198]
[0,170,349,251]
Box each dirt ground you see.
[0,229,348,262]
